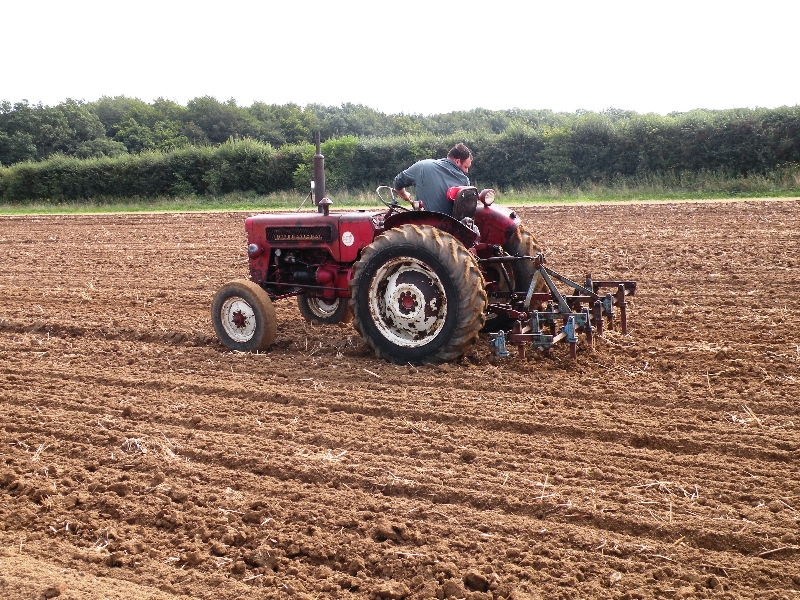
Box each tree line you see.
[0,96,565,166]
[1,96,799,201]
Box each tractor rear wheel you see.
[297,293,353,325]
[508,224,545,294]
[484,224,547,332]
[349,224,487,364]
[212,279,277,352]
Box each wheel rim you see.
[368,257,447,348]
[219,296,257,343]
[305,296,341,319]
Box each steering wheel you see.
[376,186,410,212]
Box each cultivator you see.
[486,254,636,360]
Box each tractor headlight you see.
[479,189,495,206]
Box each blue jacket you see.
[393,158,470,215]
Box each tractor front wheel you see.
[350,224,487,364]
[212,279,277,352]
[297,293,353,325]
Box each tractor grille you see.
[266,226,333,243]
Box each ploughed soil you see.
[1,200,799,600]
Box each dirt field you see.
[1,200,799,600]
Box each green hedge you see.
[2,107,799,201]
[0,139,281,201]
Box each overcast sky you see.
[3,0,798,116]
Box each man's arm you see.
[393,163,419,203]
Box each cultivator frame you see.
[484,254,636,360]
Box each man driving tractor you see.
[392,143,473,215]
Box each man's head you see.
[447,143,473,174]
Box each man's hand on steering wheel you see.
[394,188,412,203]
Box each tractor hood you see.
[245,210,380,264]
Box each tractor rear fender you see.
[473,204,523,248]
[382,211,479,248]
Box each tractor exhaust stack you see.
[313,131,326,214]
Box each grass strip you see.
[1,182,799,215]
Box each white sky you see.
[2,0,798,116]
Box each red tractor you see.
[212,137,635,363]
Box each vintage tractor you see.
[212,136,635,364]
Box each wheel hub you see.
[400,293,416,310]
[395,285,422,316]
[232,310,247,328]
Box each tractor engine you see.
[244,211,378,298]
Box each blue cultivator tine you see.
[490,330,509,357]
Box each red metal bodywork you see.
[245,210,379,299]
[473,204,522,249]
